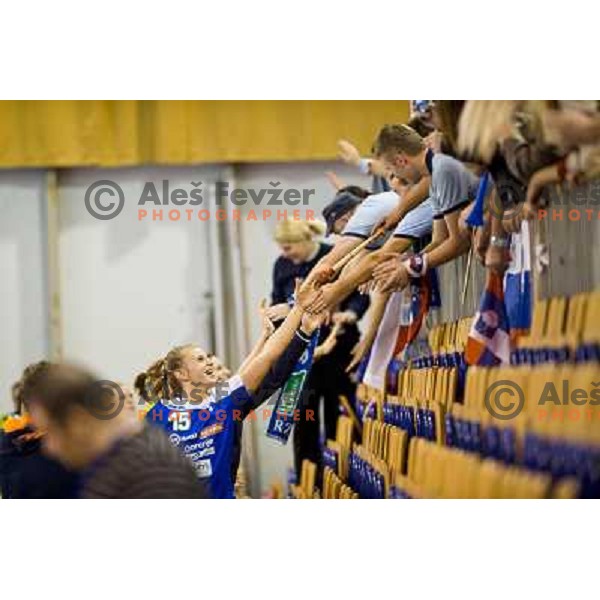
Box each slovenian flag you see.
[504,220,532,337]
[394,274,433,357]
[465,270,511,366]
[362,292,403,390]
[362,274,433,390]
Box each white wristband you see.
[358,158,372,176]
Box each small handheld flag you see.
[465,270,511,366]
[465,171,489,228]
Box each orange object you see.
[2,414,31,433]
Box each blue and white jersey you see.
[342,190,433,248]
[146,375,252,499]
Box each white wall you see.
[0,170,49,413]
[57,166,222,385]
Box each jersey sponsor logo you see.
[194,459,213,478]
[187,446,217,461]
[182,437,214,454]
[199,422,224,439]
[169,432,197,446]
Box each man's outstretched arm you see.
[308,236,414,313]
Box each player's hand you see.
[264,302,291,322]
[337,139,361,167]
[525,181,544,213]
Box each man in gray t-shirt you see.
[429,152,479,219]
[311,177,434,310]
[307,125,479,311]
[366,124,479,293]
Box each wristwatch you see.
[490,235,510,249]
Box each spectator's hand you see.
[325,171,346,191]
[314,322,342,359]
[295,278,324,313]
[337,139,361,167]
[300,309,328,335]
[373,203,403,235]
[524,162,562,218]
[474,225,490,265]
[372,253,402,279]
[373,255,410,293]
[522,201,538,222]
[308,264,336,286]
[424,131,444,153]
[302,282,336,316]
[543,107,600,147]
[346,337,370,372]
[485,244,511,273]
[358,280,376,295]
[502,208,524,234]
[389,174,410,197]
[265,302,291,322]
[259,299,276,337]
[331,310,357,326]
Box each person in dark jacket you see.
[22,363,210,499]
[0,363,79,499]
[268,219,369,477]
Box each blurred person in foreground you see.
[0,361,79,498]
[24,363,210,499]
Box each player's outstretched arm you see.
[238,280,324,393]
[307,236,414,314]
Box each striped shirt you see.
[80,424,211,499]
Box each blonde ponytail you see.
[274,219,326,244]
[137,344,196,403]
